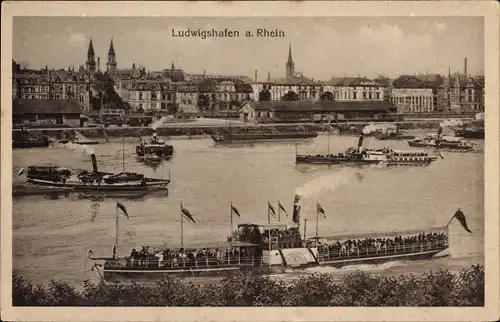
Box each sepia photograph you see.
[1,1,499,321]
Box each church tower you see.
[285,44,295,78]
[85,38,96,74]
[107,38,117,73]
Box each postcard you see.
[1,1,499,321]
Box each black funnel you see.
[90,154,98,173]
[357,134,364,149]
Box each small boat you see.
[136,132,174,159]
[12,131,50,149]
[296,134,439,166]
[374,128,415,141]
[454,126,484,139]
[408,134,475,151]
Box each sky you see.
[13,17,484,80]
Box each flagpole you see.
[230,202,233,241]
[315,205,319,248]
[445,216,455,228]
[445,212,457,227]
[303,219,308,245]
[115,203,119,257]
[180,203,184,247]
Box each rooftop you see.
[13,99,83,115]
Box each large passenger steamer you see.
[87,200,467,283]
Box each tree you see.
[374,75,391,87]
[197,94,211,112]
[258,89,271,102]
[281,91,299,101]
[321,91,334,101]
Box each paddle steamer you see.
[296,135,439,166]
[88,201,455,283]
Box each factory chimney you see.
[254,69,257,82]
[464,57,468,76]
[97,57,101,72]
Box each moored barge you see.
[211,128,318,143]
[19,153,170,192]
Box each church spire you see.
[86,37,96,74]
[108,37,115,55]
[87,38,95,55]
[285,44,295,78]
[107,37,117,72]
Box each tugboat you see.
[408,128,475,151]
[19,152,170,192]
[211,127,318,143]
[296,134,439,166]
[136,132,174,160]
[87,199,462,283]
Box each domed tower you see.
[285,44,295,78]
[85,38,96,74]
[107,38,117,73]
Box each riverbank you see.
[12,121,444,140]
[12,264,484,306]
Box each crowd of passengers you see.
[317,232,448,258]
[264,227,300,240]
[123,246,261,268]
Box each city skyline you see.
[13,16,484,80]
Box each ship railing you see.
[317,240,449,262]
[105,255,264,269]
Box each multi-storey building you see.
[391,88,434,113]
[127,77,176,112]
[435,57,484,112]
[322,77,385,101]
[13,66,92,111]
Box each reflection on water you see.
[12,133,484,286]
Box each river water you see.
[12,131,484,286]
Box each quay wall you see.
[12,121,444,139]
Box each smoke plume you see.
[51,140,96,155]
[439,118,464,128]
[151,116,169,130]
[295,168,355,199]
[362,123,397,135]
